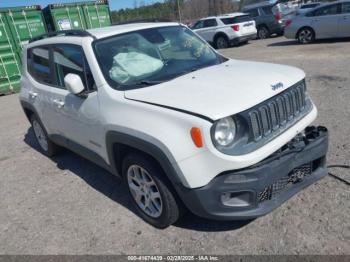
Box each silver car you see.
[284,0,350,44]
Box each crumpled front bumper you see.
[176,126,329,220]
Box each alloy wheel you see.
[298,29,313,44]
[127,164,163,218]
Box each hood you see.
[124,59,305,121]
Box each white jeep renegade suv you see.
[20,23,328,228]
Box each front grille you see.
[258,163,313,203]
[249,81,307,142]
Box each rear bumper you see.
[176,126,328,220]
[230,33,257,45]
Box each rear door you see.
[245,8,261,26]
[26,46,56,132]
[338,2,350,37]
[311,4,341,38]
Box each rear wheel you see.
[297,28,315,44]
[257,26,270,39]
[123,153,182,228]
[30,114,58,157]
[215,35,229,49]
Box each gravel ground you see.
[0,36,349,255]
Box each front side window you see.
[314,4,340,16]
[28,47,53,85]
[93,26,224,90]
[52,44,95,91]
[192,20,204,29]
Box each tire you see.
[30,114,58,157]
[122,153,182,228]
[297,27,315,44]
[214,35,229,49]
[257,26,270,39]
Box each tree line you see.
[110,0,243,24]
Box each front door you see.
[48,44,105,158]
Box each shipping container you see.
[43,0,111,32]
[0,5,46,95]
[82,0,111,29]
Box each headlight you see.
[213,117,236,147]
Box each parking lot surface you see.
[0,36,349,255]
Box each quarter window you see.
[52,44,95,91]
[28,47,53,85]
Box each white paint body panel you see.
[20,24,317,189]
[192,14,257,43]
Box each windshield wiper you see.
[134,80,165,86]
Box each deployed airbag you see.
[109,51,164,83]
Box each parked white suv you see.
[192,13,257,48]
[20,23,328,228]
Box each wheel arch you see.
[257,23,269,30]
[106,130,187,188]
[20,100,37,122]
[213,31,229,42]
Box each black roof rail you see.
[113,18,173,25]
[29,30,96,43]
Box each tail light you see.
[274,13,282,21]
[231,24,240,31]
[285,19,292,27]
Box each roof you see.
[199,12,248,20]
[87,22,180,39]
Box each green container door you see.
[0,13,21,95]
[4,6,47,53]
[45,4,87,31]
[83,1,111,29]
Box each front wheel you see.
[123,153,182,228]
[297,28,315,44]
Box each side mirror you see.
[64,73,85,96]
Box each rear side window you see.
[262,6,273,15]
[343,2,350,13]
[27,47,53,85]
[203,19,218,28]
[52,44,95,91]
[314,4,340,16]
[246,9,259,17]
[221,15,252,24]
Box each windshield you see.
[93,26,225,90]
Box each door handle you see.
[28,91,38,99]
[53,99,65,108]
